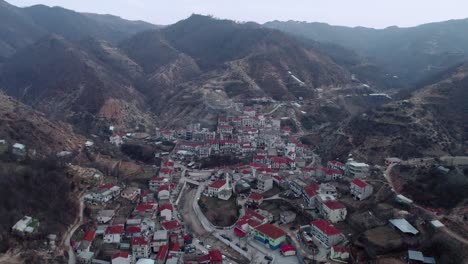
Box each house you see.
[159,168,174,178]
[134,202,158,219]
[104,225,124,243]
[247,193,264,205]
[345,160,370,178]
[126,226,142,238]
[158,185,171,200]
[159,204,173,221]
[110,134,124,146]
[149,177,170,192]
[407,250,436,264]
[151,230,168,253]
[156,245,168,264]
[327,160,345,171]
[280,211,296,224]
[97,210,115,224]
[12,143,26,157]
[78,230,95,253]
[234,215,262,237]
[161,220,182,234]
[302,183,319,208]
[280,245,296,256]
[330,246,349,260]
[112,252,131,264]
[310,219,344,248]
[207,179,228,197]
[253,223,287,250]
[321,201,347,223]
[121,187,141,201]
[245,208,268,223]
[319,183,338,197]
[350,179,373,200]
[12,216,39,234]
[198,250,223,264]
[257,174,273,193]
[132,237,151,259]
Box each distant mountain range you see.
[265,19,468,86]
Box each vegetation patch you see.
[198,195,239,227]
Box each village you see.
[4,100,466,264]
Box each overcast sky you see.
[8,0,468,28]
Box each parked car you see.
[264,256,273,261]
[242,247,248,251]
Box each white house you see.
[159,204,173,221]
[151,230,168,253]
[104,225,124,243]
[321,201,347,223]
[97,210,115,224]
[112,252,131,264]
[149,177,170,192]
[350,179,373,200]
[132,237,151,259]
[207,179,228,197]
[310,219,344,248]
[157,185,170,200]
[345,160,370,178]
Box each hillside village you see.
[2,100,465,264]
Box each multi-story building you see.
[207,179,228,197]
[149,177,170,192]
[253,223,287,250]
[310,219,344,248]
[345,160,370,178]
[350,179,373,200]
[151,230,168,253]
[132,237,151,259]
[302,183,319,208]
[257,174,273,193]
[320,201,347,223]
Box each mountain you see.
[264,19,468,86]
[315,63,468,164]
[0,35,156,132]
[0,0,157,60]
[0,92,85,157]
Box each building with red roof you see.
[350,179,373,200]
[104,225,124,244]
[321,201,347,223]
[78,229,96,253]
[159,203,173,221]
[331,246,350,260]
[253,223,287,250]
[247,192,264,205]
[207,179,228,197]
[161,220,182,234]
[156,245,168,264]
[132,236,150,259]
[111,251,130,264]
[126,226,142,238]
[159,167,173,178]
[327,160,345,171]
[245,208,266,223]
[280,245,297,256]
[302,183,319,208]
[149,177,170,191]
[310,219,344,248]
[157,184,171,200]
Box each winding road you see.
[65,196,84,264]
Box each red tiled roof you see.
[209,179,227,189]
[328,160,345,166]
[132,236,148,246]
[197,254,211,263]
[164,160,175,167]
[135,202,157,212]
[161,220,181,231]
[234,227,247,237]
[280,244,296,253]
[323,201,346,210]
[272,175,284,182]
[169,242,180,252]
[303,184,319,198]
[209,250,223,262]
[151,177,168,182]
[112,252,129,260]
[351,179,368,188]
[82,229,96,242]
[105,225,124,235]
[157,245,168,261]
[255,223,286,239]
[159,203,174,212]
[159,185,170,191]
[126,226,141,234]
[311,219,342,236]
[333,246,348,253]
[245,208,266,221]
[160,168,173,174]
[98,183,114,190]
[248,193,263,201]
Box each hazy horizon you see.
[7,0,468,29]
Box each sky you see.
[7,0,468,28]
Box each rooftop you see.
[389,219,419,235]
[255,223,286,239]
[311,219,342,236]
[351,179,368,188]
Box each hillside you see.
[265,19,468,85]
[0,35,156,131]
[314,63,468,164]
[0,0,156,60]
